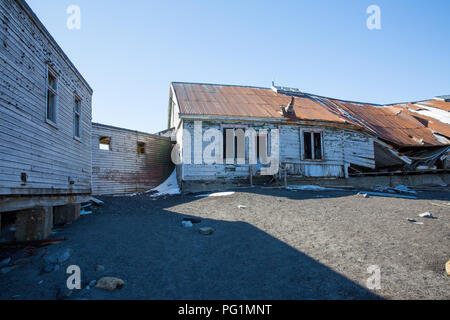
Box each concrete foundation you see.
[53,204,80,226]
[15,207,53,242]
[182,173,450,193]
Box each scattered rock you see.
[1,265,19,275]
[89,280,97,287]
[44,248,72,264]
[95,277,125,291]
[38,280,44,285]
[182,221,193,228]
[446,261,450,276]
[95,265,105,272]
[199,227,214,235]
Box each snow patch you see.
[146,170,180,197]
[411,105,450,124]
[195,192,235,198]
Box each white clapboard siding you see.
[179,120,376,180]
[0,0,93,197]
[91,123,174,195]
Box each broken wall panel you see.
[91,123,174,195]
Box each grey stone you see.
[95,265,105,272]
[95,277,125,291]
[199,227,214,235]
[44,248,72,264]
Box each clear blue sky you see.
[27,0,450,133]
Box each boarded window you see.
[99,137,111,151]
[303,131,323,160]
[73,97,81,138]
[137,142,146,155]
[46,69,57,123]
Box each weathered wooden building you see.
[0,0,93,240]
[91,123,174,195]
[168,82,450,192]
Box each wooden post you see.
[54,204,81,226]
[284,167,288,188]
[15,207,53,242]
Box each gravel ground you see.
[0,188,449,300]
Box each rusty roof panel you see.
[418,99,450,111]
[322,99,445,147]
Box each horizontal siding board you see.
[91,124,174,195]
[0,0,92,198]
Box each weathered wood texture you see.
[178,120,375,181]
[0,0,93,198]
[91,123,174,195]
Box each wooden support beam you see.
[14,207,53,242]
[53,204,80,226]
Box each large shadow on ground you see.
[88,194,382,300]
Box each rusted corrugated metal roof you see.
[418,99,450,111]
[172,82,347,123]
[171,82,450,148]
[318,99,445,147]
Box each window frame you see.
[99,136,112,151]
[45,66,58,127]
[301,129,324,161]
[73,95,82,141]
[137,142,146,155]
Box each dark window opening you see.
[137,142,146,155]
[46,70,57,123]
[303,131,323,160]
[256,134,268,160]
[99,136,111,151]
[303,132,312,160]
[314,132,323,160]
[73,97,81,138]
